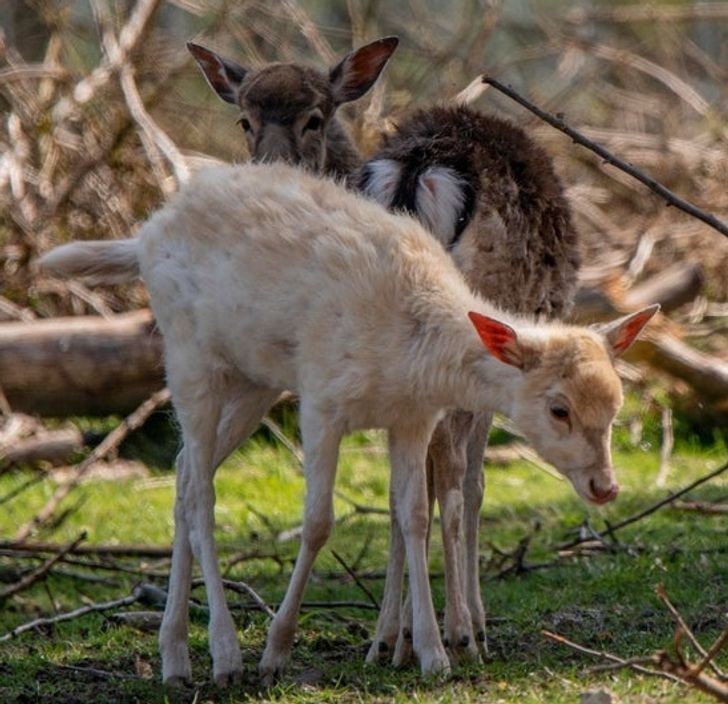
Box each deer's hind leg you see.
[160,369,279,687]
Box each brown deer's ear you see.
[468,312,535,369]
[329,36,399,105]
[595,304,660,357]
[188,42,248,105]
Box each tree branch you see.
[480,76,728,240]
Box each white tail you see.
[38,239,140,285]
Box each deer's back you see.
[360,105,580,318]
[137,163,477,404]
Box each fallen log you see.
[0,427,83,470]
[0,301,725,418]
[0,310,164,416]
[622,262,703,313]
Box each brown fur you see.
[188,38,398,180]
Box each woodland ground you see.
[0,412,726,704]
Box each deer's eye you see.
[550,405,570,422]
[303,115,323,132]
[237,116,252,132]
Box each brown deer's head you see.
[188,37,398,177]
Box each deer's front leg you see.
[388,420,449,677]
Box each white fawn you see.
[356,104,580,664]
[40,163,657,685]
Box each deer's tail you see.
[38,239,140,285]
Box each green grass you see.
[0,425,726,703]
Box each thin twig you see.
[602,460,728,538]
[331,549,380,610]
[656,405,674,488]
[0,539,173,558]
[54,663,142,681]
[0,586,141,642]
[542,629,682,683]
[560,460,728,549]
[0,473,44,506]
[690,626,728,680]
[14,388,171,541]
[0,531,87,600]
[191,577,275,618]
[481,76,728,240]
[655,583,726,679]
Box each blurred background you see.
[1,0,727,444]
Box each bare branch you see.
[655,584,726,679]
[331,549,380,610]
[0,531,87,600]
[14,388,171,541]
[542,629,682,683]
[481,76,728,240]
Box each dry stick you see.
[191,577,275,619]
[657,633,728,703]
[542,629,682,683]
[561,459,728,549]
[481,76,728,240]
[691,626,728,680]
[330,549,380,610]
[51,0,162,123]
[656,584,727,680]
[566,3,728,25]
[260,415,388,515]
[0,539,172,558]
[601,460,728,538]
[672,500,728,515]
[0,586,142,642]
[656,405,674,488]
[0,531,87,600]
[14,388,171,542]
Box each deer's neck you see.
[405,296,523,418]
[323,118,362,180]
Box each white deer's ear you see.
[329,36,399,105]
[188,42,248,105]
[468,312,539,370]
[595,304,660,357]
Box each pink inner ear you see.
[468,311,517,363]
[613,310,654,353]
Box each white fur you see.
[39,239,140,285]
[415,166,469,247]
[359,158,403,208]
[39,163,653,686]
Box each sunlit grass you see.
[0,427,725,703]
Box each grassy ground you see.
[0,417,726,703]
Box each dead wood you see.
[0,539,173,558]
[0,531,87,601]
[560,459,728,550]
[0,310,164,416]
[542,629,682,683]
[671,500,728,515]
[481,76,728,240]
[655,584,726,680]
[622,263,704,313]
[331,549,380,610]
[0,582,161,642]
[14,387,171,541]
[0,427,83,470]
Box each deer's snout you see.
[255,126,301,166]
[588,477,619,505]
